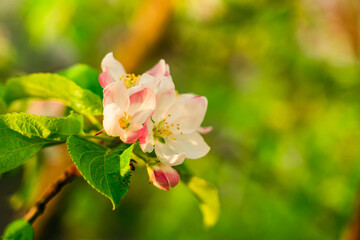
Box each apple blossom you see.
[99,52,210,173]
[102,81,156,143]
[99,52,174,96]
[147,162,180,191]
[140,92,210,166]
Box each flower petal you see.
[127,88,156,124]
[151,88,177,122]
[168,95,208,134]
[155,142,186,166]
[147,165,170,191]
[157,76,175,94]
[146,59,170,78]
[128,74,174,97]
[197,126,213,135]
[101,52,126,81]
[147,163,180,191]
[163,165,180,187]
[181,95,208,128]
[103,82,130,111]
[103,103,126,137]
[128,73,157,96]
[99,72,115,88]
[166,131,210,159]
[139,121,155,153]
[120,122,145,143]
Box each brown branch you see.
[23,164,80,224]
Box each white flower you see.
[99,52,210,166]
[140,92,210,166]
[99,52,174,96]
[102,81,156,143]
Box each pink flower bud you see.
[147,163,180,191]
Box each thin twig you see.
[23,164,80,224]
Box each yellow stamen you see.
[119,73,141,89]
[118,112,132,129]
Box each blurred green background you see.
[1,0,360,239]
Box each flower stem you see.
[23,164,80,224]
[131,152,147,163]
[132,144,159,165]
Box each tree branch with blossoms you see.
[0,53,219,239]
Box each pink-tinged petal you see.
[147,163,180,191]
[131,73,174,97]
[101,52,126,81]
[103,82,130,110]
[127,88,156,124]
[169,95,208,134]
[155,142,186,166]
[103,103,126,137]
[128,73,157,95]
[197,126,213,135]
[157,76,175,94]
[120,122,145,143]
[152,88,177,122]
[164,166,180,187]
[152,172,170,190]
[140,121,155,153]
[182,95,207,124]
[146,59,170,78]
[99,72,115,88]
[166,131,210,159]
[147,166,169,190]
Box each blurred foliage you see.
[1,0,360,239]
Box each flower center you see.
[152,115,183,142]
[118,112,132,129]
[119,73,141,89]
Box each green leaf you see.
[2,219,33,240]
[0,124,47,174]
[58,64,103,98]
[67,136,133,209]
[0,112,82,173]
[176,165,220,229]
[4,73,103,115]
[0,112,83,141]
